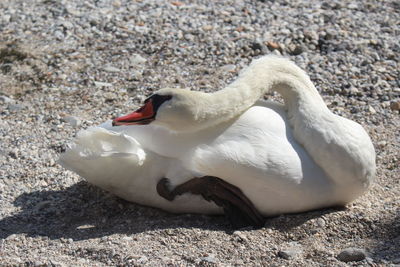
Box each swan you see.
[59,55,376,226]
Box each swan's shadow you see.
[0,181,340,241]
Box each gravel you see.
[337,247,368,262]
[0,0,399,266]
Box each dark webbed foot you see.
[157,176,265,228]
[156,178,175,201]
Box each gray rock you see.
[63,116,81,127]
[221,64,236,72]
[201,254,217,264]
[129,54,147,66]
[54,30,64,40]
[316,218,326,227]
[103,65,121,73]
[278,242,303,260]
[233,231,248,241]
[8,104,24,111]
[390,101,400,111]
[337,248,367,262]
[94,81,113,87]
[0,95,14,103]
[137,256,148,264]
[289,44,304,55]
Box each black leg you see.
[157,176,265,228]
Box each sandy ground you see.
[0,0,399,266]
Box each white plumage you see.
[60,55,376,216]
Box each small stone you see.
[337,248,367,262]
[250,42,265,52]
[103,65,120,73]
[201,254,217,264]
[9,149,18,159]
[349,87,360,95]
[365,257,374,264]
[278,249,301,260]
[233,231,247,241]
[278,242,303,260]
[316,218,326,227]
[54,30,64,40]
[171,1,184,6]
[0,95,14,103]
[94,81,113,87]
[202,25,213,31]
[368,105,376,114]
[112,0,121,7]
[137,256,148,264]
[49,158,56,166]
[266,41,281,51]
[60,20,74,30]
[377,141,387,148]
[122,236,132,241]
[390,101,400,111]
[129,54,147,66]
[221,64,236,72]
[8,103,24,111]
[304,30,318,41]
[63,116,81,127]
[348,3,358,9]
[289,44,304,55]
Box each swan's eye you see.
[147,94,172,112]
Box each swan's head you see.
[112,88,208,131]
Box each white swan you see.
[60,55,376,224]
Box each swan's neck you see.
[195,56,375,199]
[199,56,328,123]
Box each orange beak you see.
[112,100,155,126]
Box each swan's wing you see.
[188,105,333,215]
[59,126,221,214]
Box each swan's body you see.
[60,55,375,217]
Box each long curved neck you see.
[194,56,375,198]
[200,56,329,123]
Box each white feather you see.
[59,55,376,216]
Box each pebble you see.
[129,54,147,66]
[337,248,367,262]
[377,141,387,148]
[390,101,400,111]
[233,231,248,241]
[94,81,113,87]
[137,256,148,264]
[278,242,303,260]
[62,116,82,127]
[8,103,24,111]
[368,105,376,114]
[289,44,304,55]
[103,65,121,73]
[316,218,326,227]
[200,254,217,264]
[0,95,14,103]
[202,25,213,31]
[266,41,281,51]
[221,64,236,72]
